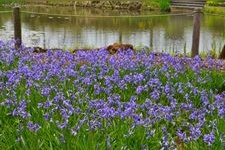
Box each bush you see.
[159,0,171,12]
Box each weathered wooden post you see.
[13,6,22,49]
[219,44,225,59]
[191,8,201,58]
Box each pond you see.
[0,6,225,54]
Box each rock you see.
[106,43,134,54]
[72,48,93,53]
[82,1,92,7]
[33,47,47,53]
[95,1,106,8]
[128,1,142,11]
[32,47,63,53]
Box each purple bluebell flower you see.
[43,113,50,120]
[142,145,147,150]
[59,134,65,143]
[44,100,53,109]
[71,117,87,136]
[106,135,111,150]
[37,103,43,109]
[98,105,115,118]
[118,79,127,90]
[200,90,210,106]
[150,89,160,100]
[160,133,169,150]
[63,100,74,115]
[146,129,155,139]
[57,119,68,129]
[136,86,143,94]
[41,86,51,96]
[164,83,173,94]
[189,111,198,120]
[160,65,168,72]
[133,73,144,84]
[60,108,69,119]
[177,129,186,140]
[89,120,102,130]
[218,107,225,118]
[124,126,135,137]
[133,114,144,125]
[123,74,132,83]
[203,131,215,146]
[177,83,184,94]
[1,99,13,107]
[27,121,41,132]
[192,63,201,73]
[189,126,201,141]
[165,112,173,121]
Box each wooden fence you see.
[13,7,202,57]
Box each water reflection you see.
[0,8,224,54]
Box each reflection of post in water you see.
[73,1,77,10]
[149,28,153,50]
[63,25,66,47]
[119,30,122,43]
[42,26,46,49]
[73,2,77,14]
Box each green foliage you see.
[0,0,14,5]
[0,0,25,6]
[159,0,171,12]
[204,6,225,15]
[207,0,225,6]
[143,0,160,9]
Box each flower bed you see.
[1,41,225,149]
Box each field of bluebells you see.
[1,40,225,150]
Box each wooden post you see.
[13,7,22,49]
[219,44,225,59]
[191,8,201,58]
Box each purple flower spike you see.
[203,132,215,146]
[27,121,41,132]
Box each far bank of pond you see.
[0,1,160,11]
[0,6,224,54]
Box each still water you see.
[0,6,225,54]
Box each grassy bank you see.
[204,0,225,15]
[0,0,25,5]
[0,0,171,12]
[1,40,225,149]
[204,6,225,15]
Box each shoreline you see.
[1,1,225,15]
[0,1,159,11]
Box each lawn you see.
[1,40,225,149]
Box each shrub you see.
[159,0,171,12]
